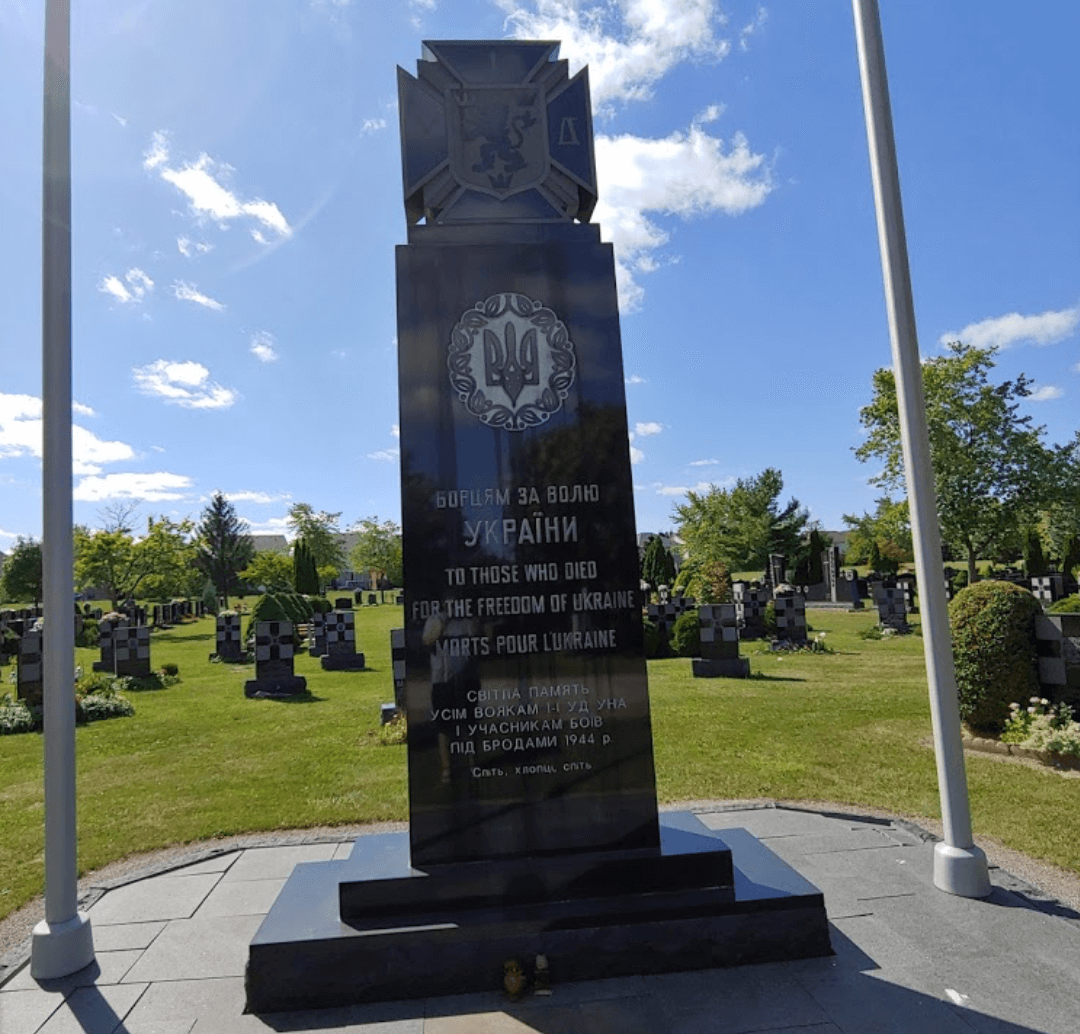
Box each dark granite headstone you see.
[93,616,125,672]
[216,613,243,661]
[334,597,353,610]
[1036,613,1080,708]
[773,593,807,643]
[244,621,307,698]
[733,583,770,639]
[391,627,406,710]
[692,604,749,678]
[1031,574,1064,607]
[646,596,696,649]
[17,631,43,707]
[320,609,366,671]
[113,625,151,677]
[308,611,327,657]
[876,587,909,632]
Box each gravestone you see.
[93,615,125,672]
[773,592,807,643]
[876,587,910,632]
[896,573,918,613]
[842,569,864,609]
[308,610,327,657]
[334,597,353,611]
[823,546,842,603]
[390,627,406,710]
[1035,613,1080,709]
[246,39,829,1013]
[647,596,696,649]
[17,630,43,708]
[1031,574,1064,607]
[733,583,770,638]
[215,613,243,661]
[765,554,786,594]
[319,609,366,671]
[244,621,307,698]
[113,625,151,678]
[692,604,749,678]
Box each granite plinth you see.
[692,657,751,679]
[245,812,830,1014]
[243,676,308,699]
[319,652,366,671]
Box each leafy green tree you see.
[195,492,254,607]
[842,497,913,571]
[292,538,320,594]
[0,537,43,605]
[856,342,1056,584]
[240,551,294,593]
[1022,525,1048,578]
[349,517,403,586]
[138,518,201,601]
[1039,431,1080,577]
[287,503,345,572]
[673,468,808,574]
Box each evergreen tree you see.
[293,538,320,594]
[194,492,254,609]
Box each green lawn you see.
[1,604,1077,924]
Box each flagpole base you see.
[933,842,992,899]
[31,912,94,980]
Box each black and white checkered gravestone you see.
[896,574,918,614]
[646,597,696,651]
[773,593,807,643]
[113,625,152,677]
[391,627,406,711]
[94,616,125,672]
[308,611,327,657]
[244,621,307,698]
[216,613,243,661]
[1035,613,1080,703]
[733,583,771,639]
[320,609,366,671]
[17,630,43,707]
[875,587,909,632]
[1031,575,1065,607]
[692,604,749,678]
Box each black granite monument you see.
[245,40,829,1013]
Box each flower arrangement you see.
[1001,697,1080,759]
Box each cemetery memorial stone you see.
[876,587,910,633]
[823,546,842,604]
[692,603,749,678]
[367,593,377,606]
[773,592,807,644]
[308,610,327,657]
[1031,575,1064,607]
[17,630,43,708]
[1035,613,1080,708]
[152,605,161,627]
[335,597,353,611]
[215,613,243,662]
[842,569,864,609]
[320,609,366,671]
[391,626,406,710]
[244,621,307,698]
[245,40,829,1013]
[93,615,125,672]
[733,583,770,638]
[765,554,786,594]
[113,625,152,678]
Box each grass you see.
[1,603,1078,925]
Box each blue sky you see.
[1,0,1076,549]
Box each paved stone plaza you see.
[2,803,1079,1033]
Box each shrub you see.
[245,593,305,647]
[306,596,333,615]
[670,611,701,657]
[76,692,135,723]
[1001,698,1080,758]
[764,600,778,637]
[76,672,116,696]
[0,694,37,734]
[201,580,220,617]
[161,662,179,676]
[1048,594,1080,614]
[1,626,19,659]
[950,580,1041,734]
[642,618,661,659]
[77,617,100,648]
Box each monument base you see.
[244,676,308,699]
[692,657,751,679]
[245,812,831,1014]
[319,653,366,671]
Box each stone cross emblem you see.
[398,41,597,224]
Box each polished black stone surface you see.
[245,812,831,1014]
[397,239,659,867]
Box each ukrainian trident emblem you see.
[448,293,576,431]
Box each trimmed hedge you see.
[671,610,701,658]
[949,580,1041,734]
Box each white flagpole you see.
[851,0,989,897]
[32,0,96,977]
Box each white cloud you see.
[689,458,719,466]
[625,374,647,384]
[73,401,95,417]
[144,131,292,240]
[244,515,292,536]
[739,6,768,51]
[630,446,645,465]
[655,481,715,497]
[98,267,154,305]
[0,392,134,475]
[1074,361,1080,374]
[177,236,213,258]
[172,281,225,311]
[250,331,279,363]
[132,360,238,409]
[0,527,19,542]
[1030,385,1064,402]
[367,448,400,462]
[500,0,730,110]
[595,111,772,309]
[391,424,400,438]
[940,306,1080,350]
[223,490,291,504]
[635,421,663,436]
[361,118,388,135]
[74,472,193,502]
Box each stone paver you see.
[122,915,264,983]
[85,874,221,926]
[219,844,338,883]
[36,982,146,1034]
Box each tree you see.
[138,518,200,600]
[0,537,43,605]
[292,538,320,594]
[348,517,403,586]
[673,468,808,575]
[856,342,1056,584]
[842,497,913,571]
[1040,431,1080,577]
[240,551,294,593]
[640,536,675,601]
[287,503,345,572]
[195,492,255,607]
